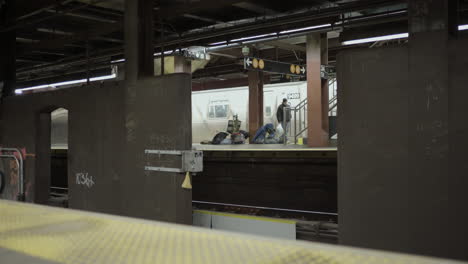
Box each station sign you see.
[244,57,306,77]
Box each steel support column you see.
[306,34,328,147]
[248,71,264,142]
[124,0,154,81]
[0,0,16,98]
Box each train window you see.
[208,107,215,118]
[215,105,229,118]
[265,106,272,117]
[208,104,229,119]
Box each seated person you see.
[252,124,277,144]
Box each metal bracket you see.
[144,149,203,173]
[321,65,336,79]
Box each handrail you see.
[285,94,337,144]
[283,78,337,144]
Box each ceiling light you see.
[342,33,409,45]
[15,74,117,94]
[279,24,331,34]
[343,25,468,46]
[459,24,468,31]
[209,41,227,46]
[230,33,277,42]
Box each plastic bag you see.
[276,124,284,137]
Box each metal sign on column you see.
[244,57,306,77]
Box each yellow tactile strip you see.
[0,200,463,264]
[194,210,296,224]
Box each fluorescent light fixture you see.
[111,58,126,63]
[279,24,331,34]
[342,33,409,46]
[342,24,468,46]
[209,41,227,46]
[15,73,117,94]
[459,24,468,31]
[243,36,278,44]
[230,33,277,42]
[154,50,174,56]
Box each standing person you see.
[276,98,291,143]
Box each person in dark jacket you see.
[276,98,291,142]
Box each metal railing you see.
[0,147,25,201]
[283,98,308,145]
[283,93,338,145]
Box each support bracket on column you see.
[321,65,336,79]
[144,150,203,173]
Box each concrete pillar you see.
[306,34,328,147]
[124,0,154,165]
[248,71,264,141]
[408,0,451,258]
[0,0,16,98]
[122,0,192,224]
[320,33,329,138]
[338,0,468,260]
[174,56,192,74]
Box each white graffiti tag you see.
[76,172,95,188]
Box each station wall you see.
[0,81,124,212]
[0,74,192,224]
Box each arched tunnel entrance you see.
[35,107,69,207]
[50,108,69,207]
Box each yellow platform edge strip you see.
[0,200,465,264]
[194,210,296,224]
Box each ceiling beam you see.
[44,9,118,23]
[232,2,278,15]
[14,0,72,20]
[4,0,113,32]
[265,40,306,52]
[183,14,223,24]
[157,0,251,19]
[19,20,122,54]
[209,52,239,59]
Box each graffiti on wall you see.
[76,172,95,188]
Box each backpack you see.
[231,133,246,144]
[212,132,229,145]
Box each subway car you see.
[192,81,308,143]
[50,81,315,148]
